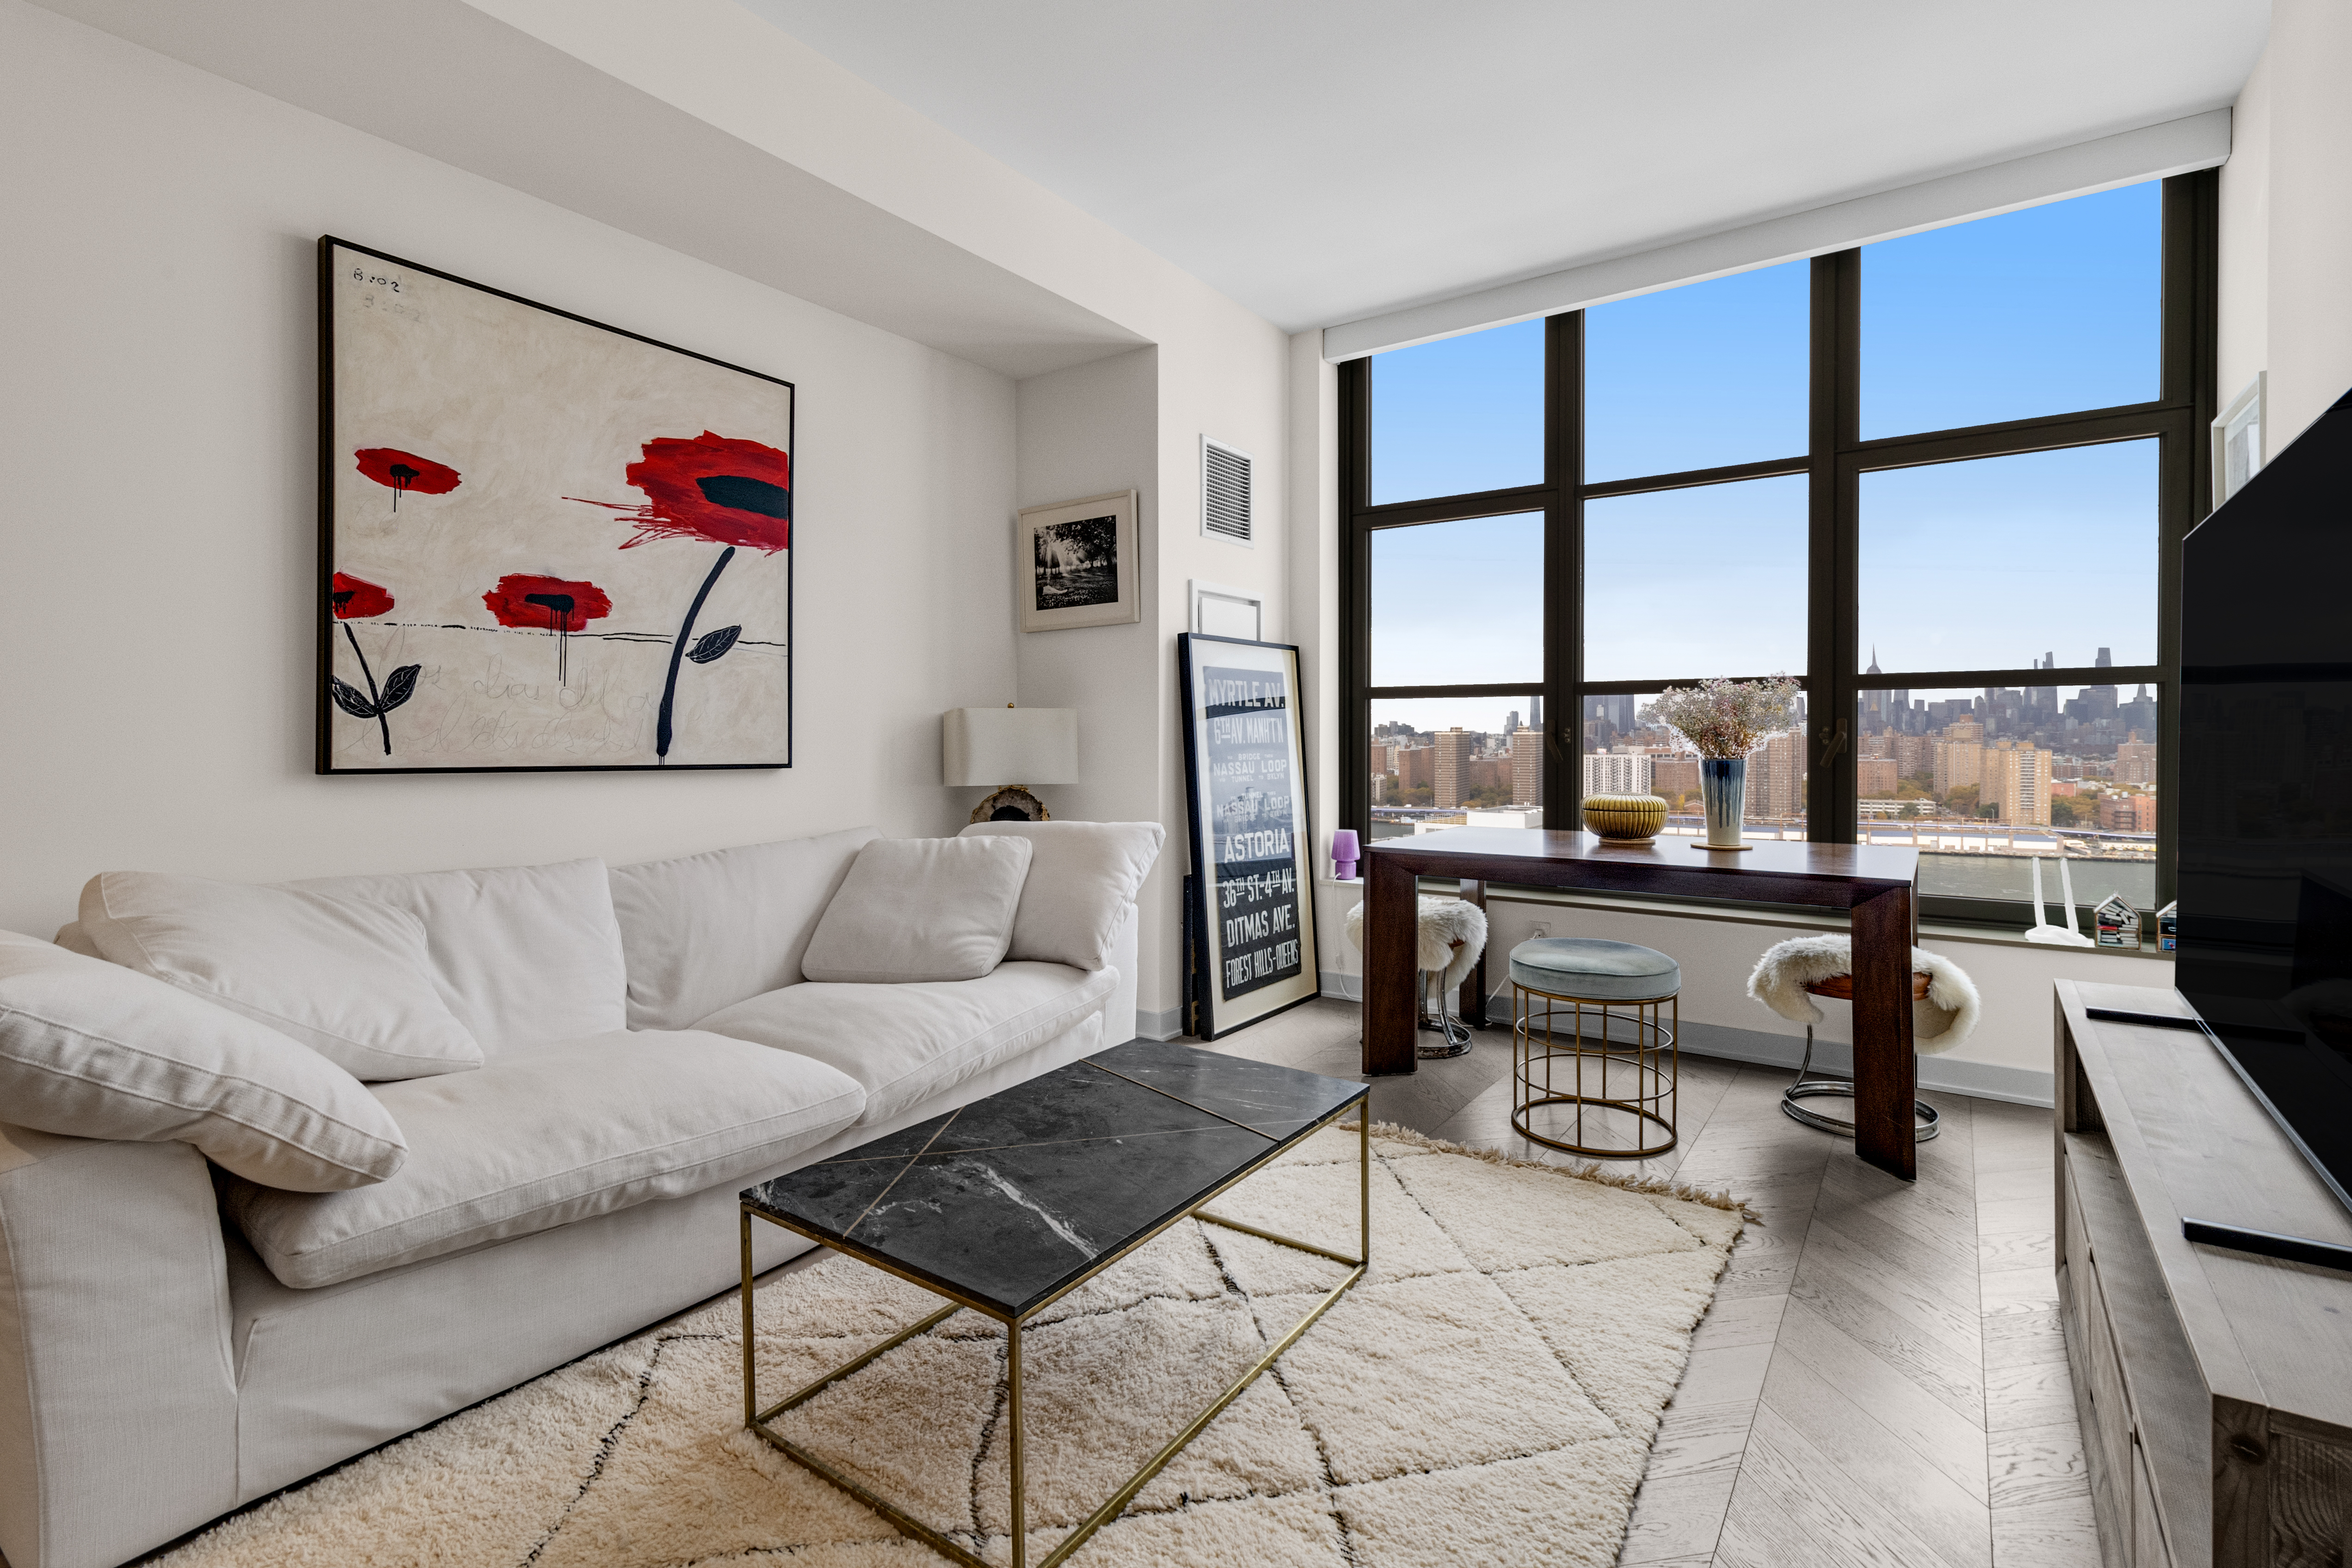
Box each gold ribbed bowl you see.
[1581,793,1668,844]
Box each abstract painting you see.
[318,237,794,772]
[1016,490,1138,631]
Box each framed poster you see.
[1017,491,1139,631]
[1178,634,1321,1040]
[318,236,794,772]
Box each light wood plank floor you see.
[1203,999,2099,1568]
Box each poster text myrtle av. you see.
[1203,666,1304,998]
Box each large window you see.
[1341,175,2213,919]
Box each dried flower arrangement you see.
[1642,675,1802,760]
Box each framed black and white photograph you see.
[1017,490,1139,631]
[1178,633,1321,1040]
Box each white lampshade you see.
[942,707,1078,787]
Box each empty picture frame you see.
[1017,490,1139,631]
[2211,372,2266,508]
[318,236,795,773]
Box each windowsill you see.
[1319,875,2168,957]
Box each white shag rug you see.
[154,1124,1745,1568]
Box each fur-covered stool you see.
[1746,934,1980,1141]
[1343,896,1488,1058]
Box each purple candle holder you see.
[1331,828,1361,881]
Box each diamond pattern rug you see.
[156,1125,1745,1568]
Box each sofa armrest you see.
[1105,901,1139,1046]
[0,1126,238,1568]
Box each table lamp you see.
[943,705,1078,822]
[1331,828,1361,881]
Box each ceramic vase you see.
[1700,758,1746,847]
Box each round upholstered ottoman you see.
[1508,937,1681,1158]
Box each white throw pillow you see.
[958,821,1165,971]
[609,826,881,1030]
[0,930,408,1191]
[291,858,627,1054]
[78,871,482,1082]
[799,836,1034,984]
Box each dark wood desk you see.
[1366,828,1923,1181]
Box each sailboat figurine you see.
[2022,854,2095,947]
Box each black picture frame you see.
[1178,633,1322,1040]
[317,236,796,773]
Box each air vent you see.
[1201,437,1253,545]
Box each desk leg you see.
[1851,884,1917,1182]
[1458,879,1488,1029]
[1364,855,1418,1076]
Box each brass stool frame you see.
[1512,981,1679,1158]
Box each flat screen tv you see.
[2176,386,2352,1214]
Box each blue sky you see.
[1366,181,2163,732]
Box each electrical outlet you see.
[1530,923,1550,939]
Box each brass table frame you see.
[740,1096,1370,1568]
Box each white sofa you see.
[0,820,1158,1568]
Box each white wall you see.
[0,1,1017,937]
[1011,349,1170,1020]
[2216,54,2271,407]
[2218,0,2352,452]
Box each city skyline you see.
[1366,182,2163,712]
[1375,675,2156,827]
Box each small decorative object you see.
[1581,793,1666,845]
[1018,491,1139,631]
[941,705,1078,822]
[2095,892,2141,949]
[2157,899,2178,953]
[2211,372,2266,506]
[1330,828,1360,881]
[2023,856,2095,946]
[1642,676,1800,850]
[319,237,794,772]
[1178,634,1321,1040]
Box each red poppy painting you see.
[570,432,791,552]
[568,431,790,761]
[320,237,792,773]
[482,574,612,685]
[354,448,461,511]
[325,572,422,756]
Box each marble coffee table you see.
[739,1039,1369,1568]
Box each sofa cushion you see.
[78,872,482,1082]
[959,821,1165,971]
[290,858,627,1054]
[224,1031,864,1288]
[0,930,408,1191]
[694,961,1115,1127]
[800,836,1034,985]
[609,826,880,1030]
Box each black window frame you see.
[1340,171,2217,926]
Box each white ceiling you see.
[734,0,2268,335]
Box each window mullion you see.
[1807,251,1861,843]
[1338,357,1372,840]
[1544,312,1581,831]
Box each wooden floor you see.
[1204,999,2100,1568]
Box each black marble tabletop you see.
[743,1039,1366,1321]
